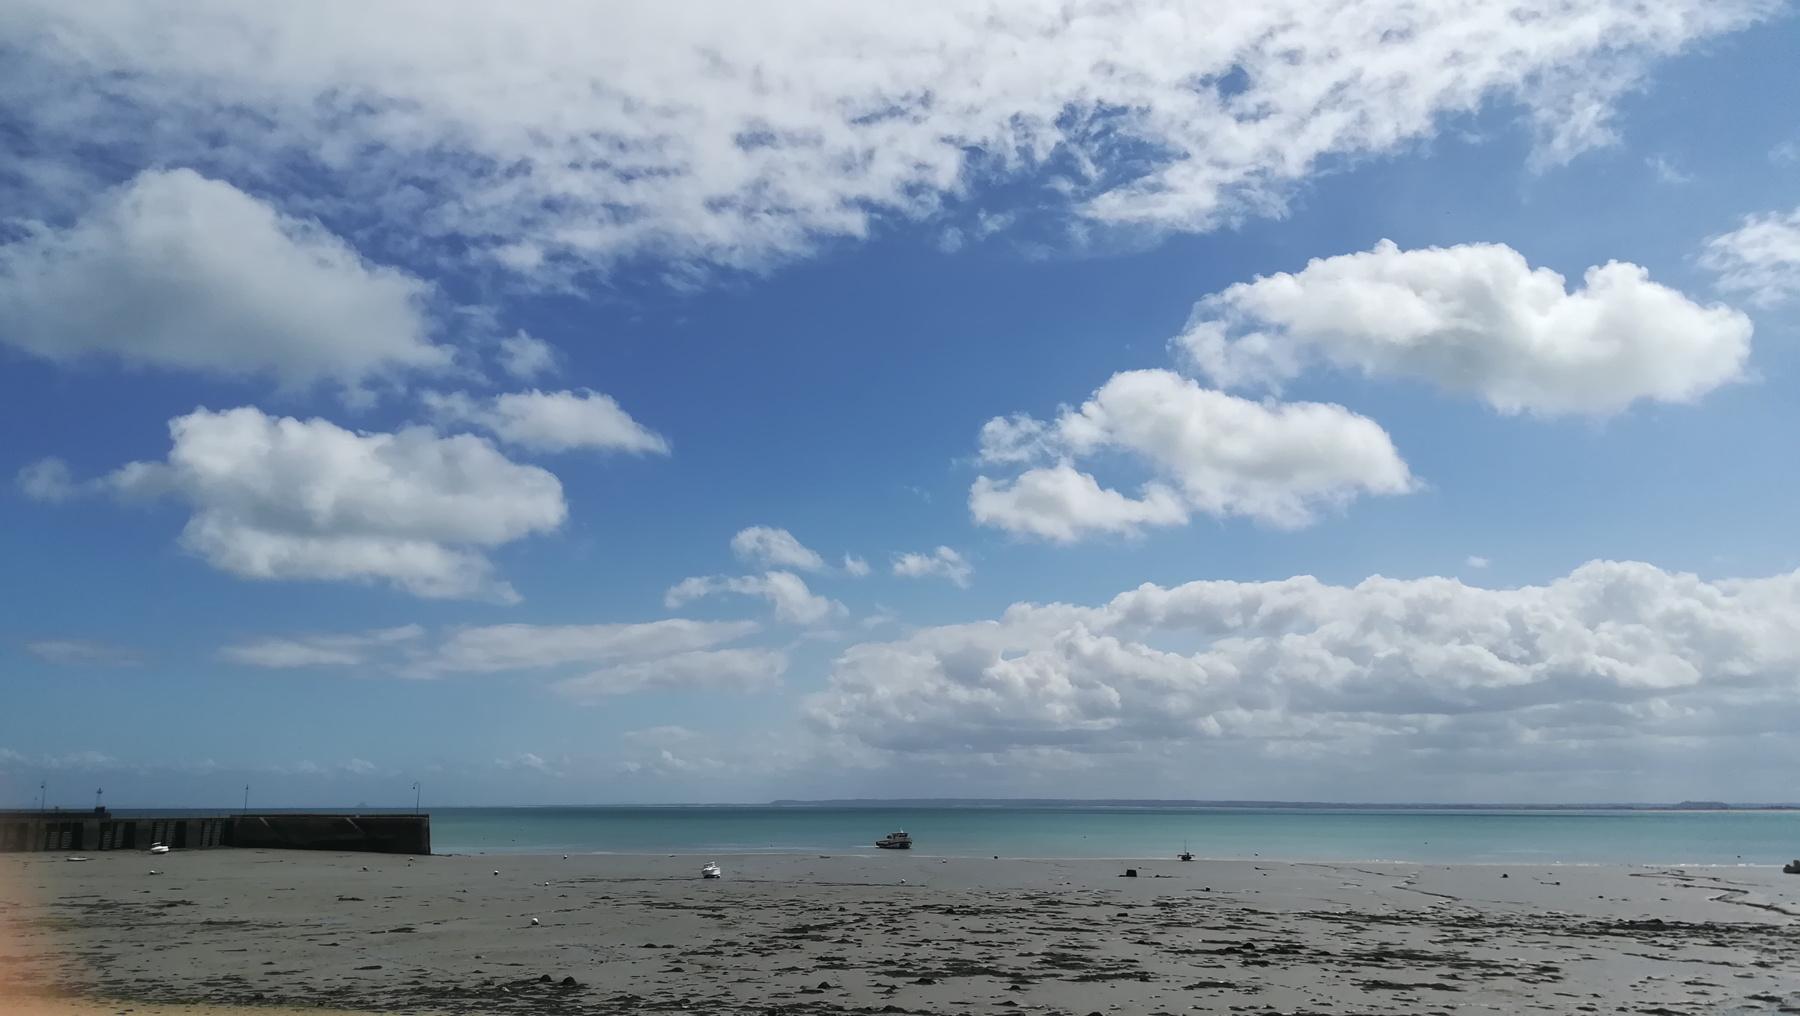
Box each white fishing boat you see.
[875,831,912,850]
[700,861,722,879]
[148,843,170,855]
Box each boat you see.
[700,861,722,879]
[875,831,912,850]
[148,843,170,855]
[1179,850,1194,862]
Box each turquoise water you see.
[428,806,1800,865]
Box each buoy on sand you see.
[530,917,540,926]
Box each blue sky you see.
[4,2,1800,806]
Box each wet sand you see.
[3,849,1798,1014]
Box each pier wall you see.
[0,810,428,855]
[226,813,430,855]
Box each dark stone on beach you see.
[817,980,833,989]
[538,973,553,982]
[1782,859,1800,874]
[560,976,579,988]
[1500,873,1508,878]
[913,976,938,984]
[1124,868,1138,878]
[354,965,383,971]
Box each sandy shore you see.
[4,849,1799,1014]
[0,1000,362,1016]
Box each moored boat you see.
[875,831,912,849]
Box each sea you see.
[426,805,1800,865]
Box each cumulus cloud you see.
[893,546,973,588]
[1174,240,1752,415]
[16,458,79,503]
[1701,206,1800,306]
[842,554,871,578]
[1466,555,1491,569]
[497,331,558,380]
[1,3,1766,278]
[806,562,1800,777]
[0,168,446,390]
[973,370,1415,540]
[24,639,142,667]
[730,526,826,572]
[553,648,787,701]
[972,464,1190,543]
[422,389,668,455]
[102,406,566,601]
[665,571,845,626]
[219,625,425,668]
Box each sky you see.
[4,1,1800,807]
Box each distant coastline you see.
[764,798,1799,812]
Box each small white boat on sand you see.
[875,831,912,850]
[148,843,170,855]
[700,861,722,879]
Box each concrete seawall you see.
[229,813,430,854]
[0,809,430,855]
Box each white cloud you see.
[1645,154,1691,184]
[0,168,446,390]
[1701,206,1800,307]
[806,562,1800,776]
[16,458,78,503]
[973,369,1415,540]
[553,648,787,701]
[730,526,826,572]
[623,725,702,746]
[495,752,557,774]
[102,406,566,601]
[972,464,1190,543]
[1,3,1766,278]
[215,615,770,704]
[665,571,846,626]
[842,554,871,577]
[0,748,121,772]
[424,619,758,674]
[1175,240,1752,415]
[1465,555,1491,569]
[893,546,973,588]
[219,625,424,668]
[24,640,142,667]
[422,389,668,455]
[497,331,558,380]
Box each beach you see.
[3,849,1798,1014]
